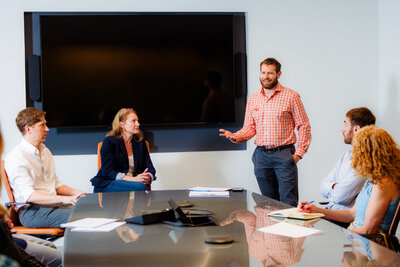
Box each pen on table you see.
[301,201,314,209]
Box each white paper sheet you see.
[189,186,231,191]
[189,191,230,197]
[61,218,118,228]
[71,221,126,232]
[258,221,322,238]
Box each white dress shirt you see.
[4,139,63,207]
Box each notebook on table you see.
[268,208,325,220]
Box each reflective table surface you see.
[64,190,400,266]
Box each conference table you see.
[63,190,400,266]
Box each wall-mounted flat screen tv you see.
[25,12,247,128]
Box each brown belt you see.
[17,205,30,214]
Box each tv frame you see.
[24,12,247,154]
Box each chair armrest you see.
[5,202,30,208]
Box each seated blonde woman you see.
[91,108,156,193]
[300,125,400,235]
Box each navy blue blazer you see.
[91,136,156,188]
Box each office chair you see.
[97,140,151,190]
[363,200,400,253]
[1,160,64,238]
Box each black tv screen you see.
[27,13,247,128]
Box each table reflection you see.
[222,204,310,266]
[342,229,400,267]
[98,191,152,243]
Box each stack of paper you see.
[189,187,230,197]
[61,218,126,232]
[269,217,322,227]
[268,208,325,220]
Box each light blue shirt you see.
[320,150,366,210]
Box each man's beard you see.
[261,78,278,89]
[343,134,353,144]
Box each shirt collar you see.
[259,82,283,97]
[20,138,46,156]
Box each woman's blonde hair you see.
[106,108,143,141]
[351,125,400,189]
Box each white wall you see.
[0,0,382,208]
[379,0,400,142]
[379,0,400,240]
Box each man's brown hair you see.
[16,108,46,135]
[260,58,281,73]
[346,107,376,128]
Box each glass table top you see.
[63,190,400,267]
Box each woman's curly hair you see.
[351,125,400,189]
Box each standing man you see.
[320,107,376,210]
[220,58,311,206]
[5,108,86,228]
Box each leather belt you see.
[258,144,294,152]
[17,205,30,214]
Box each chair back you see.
[388,200,400,236]
[1,160,64,237]
[1,160,20,225]
[97,142,103,171]
[1,160,15,203]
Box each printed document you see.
[258,221,322,238]
[71,221,126,232]
[61,218,124,232]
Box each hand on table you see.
[297,201,319,213]
[74,190,86,199]
[61,195,80,207]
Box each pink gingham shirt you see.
[234,83,311,158]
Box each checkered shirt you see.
[234,83,311,158]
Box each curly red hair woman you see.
[299,126,400,235]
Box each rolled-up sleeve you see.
[234,95,257,143]
[54,174,64,190]
[292,93,311,158]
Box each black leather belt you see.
[258,144,294,152]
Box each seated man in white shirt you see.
[320,107,376,210]
[5,108,85,228]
